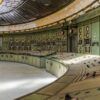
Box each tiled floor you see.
[0,62,57,100]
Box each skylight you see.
[0,0,22,14]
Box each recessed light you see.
[44,3,49,6]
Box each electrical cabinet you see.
[78,26,84,53]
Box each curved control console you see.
[0,51,100,100]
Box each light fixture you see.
[0,0,3,4]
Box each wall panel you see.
[91,21,100,55]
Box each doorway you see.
[68,34,77,53]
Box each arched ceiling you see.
[0,0,74,26]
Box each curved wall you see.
[0,0,97,32]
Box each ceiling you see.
[0,0,74,26]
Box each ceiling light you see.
[0,0,3,4]
[44,3,49,6]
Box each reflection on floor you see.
[0,62,57,100]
